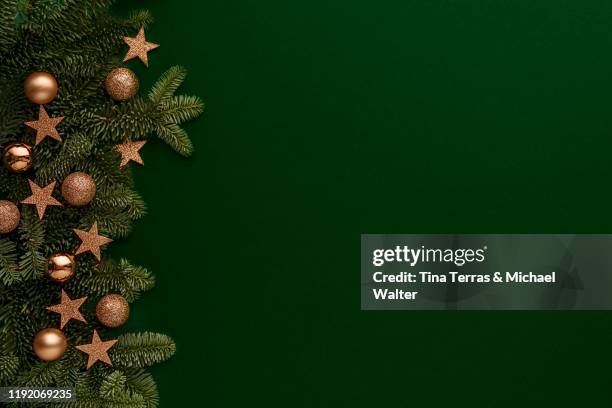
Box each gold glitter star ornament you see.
[74,222,112,261]
[46,289,87,329]
[76,330,118,369]
[115,140,146,168]
[123,27,159,67]
[24,105,63,145]
[21,180,63,219]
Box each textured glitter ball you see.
[96,293,130,327]
[105,67,139,101]
[61,172,96,207]
[0,200,20,234]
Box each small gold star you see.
[75,330,118,369]
[115,140,146,168]
[24,105,64,145]
[123,27,159,67]
[74,222,112,261]
[21,180,63,219]
[46,289,87,329]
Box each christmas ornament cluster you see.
[1,27,159,368]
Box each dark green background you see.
[114,1,612,406]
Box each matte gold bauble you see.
[3,143,33,173]
[47,252,76,283]
[24,72,58,105]
[61,172,96,207]
[105,67,139,101]
[96,294,130,328]
[33,328,67,361]
[0,200,20,234]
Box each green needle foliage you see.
[0,1,203,406]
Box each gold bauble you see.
[96,294,130,328]
[61,172,96,207]
[105,68,139,101]
[3,143,33,173]
[47,252,76,283]
[24,72,58,105]
[33,328,67,361]
[0,200,20,234]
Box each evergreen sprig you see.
[0,238,20,285]
[111,333,176,368]
[74,259,155,302]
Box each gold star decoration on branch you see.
[74,222,112,261]
[123,27,159,67]
[75,330,118,369]
[46,289,87,329]
[115,140,146,168]
[21,180,63,219]
[24,105,64,145]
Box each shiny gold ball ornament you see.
[33,328,67,361]
[0,200,20,234]
[96,294,130,328]
[105,67,139,101]
[3,143,33,173]
[61,172,96,207]
[24,72,58,105]
[47,252,76,283]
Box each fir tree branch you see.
[74,259,155,302]
[160,95,205,125]
[111,333,176,368]
[0,354,20,382]
[17,210,46,281]
[148,66,186,105]
[125,369,159,408]
[16,361,62,387]
[154,122,194,156]
[100,371,147,408]
[0,238,20,285]
[126,10,154,30]
[36,132,95,184]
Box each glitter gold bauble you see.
[33,328,67,361]
[61,172,96,207]
[3,143,33,173]
[0,200,20,234]
[24,72,58,105]
[96,294,130,328]
[105,68,139,101]
[47,252,76,283]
